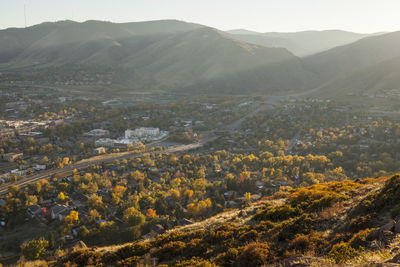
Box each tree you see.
[183,189,194,200]
[244,192,251,203]
[9,185,19,196]
[63,157,70,165]
[88,194,105,211]
[28,182,41,195]
[25,195,38,208]
[57,192,68,203]
[57,182,69,193]
[123,207,145,226]
[113,185,127,198]
[48,232,55,249]
[130,170,145,181]
[21,238,49,260]
[89,209,101,223]
[145,208,159,218]
[65,210,79,226]
[169,189,181,201]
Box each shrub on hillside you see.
[276,214,316,242]
[349,229,373,249]
[174,257,218,267]
[253,204,300,222]
[114,242,151,259]
[215,248,239,266]
[288,232,329,256]
[21,237,49,260]
[354,175,400,216]
[289,181,360,212]
[328,242,361,264]
[64,249,103,266]
[155,241,187,261]
[236,242,271,267]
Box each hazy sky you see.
[1,0,400,33]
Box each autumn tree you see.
[21,238,49,260]
[65,210,79,226]
[123,207,145,226]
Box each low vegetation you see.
[49,175,400,266]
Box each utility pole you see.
[24,3,27,28]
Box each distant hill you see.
[0,20,300,92]
[0,20,204,68]
[315,55,400,98]
[122,27,296,89]
[187,57,321,94]
[228,29,371,56]
[1,20,399,96]
[226,33,302,57]
[304,31,400,83]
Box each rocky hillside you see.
[35,174,400,266]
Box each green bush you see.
[236,242,271,267]
[354,175,400,216]
[253,204,300,222]
[65,249,103,266]
[174,257,218,267]
[155,241,187,261]
[215,248,239,266]
[115,242,150,259]
[288,232,329,255]
[349,229,373,249]
[21,237,49,260]
[276,214,316,242]
[117,256,141,267]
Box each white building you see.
[95,138,115,147]
[94,147,106,154]
[85,129,109,137]
[125,128,160,139]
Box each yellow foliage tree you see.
[145,208,159,218]
[113,185,127,198]
[65,210,79,226]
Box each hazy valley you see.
[2,17,400,267]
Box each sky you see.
[1,0,400,33]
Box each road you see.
[0,143,202,196]
[225,96,282,131]
[286,132,301,154]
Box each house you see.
[224,200,238,207]
[85,129,109,137]
[27,205,42,219]
[95,138,115,147]
[224,191,237,198]
[33,165,46,171]
[151,224,165,235]
[71,193,89,207]
[11,169,27,176]
[94,147,106,154]
[125,127,160,139]
[50,205,69,221]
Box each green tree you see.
[21,238,49,260]
[123,207,145,226]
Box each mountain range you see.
[227,29,372,57]
[0,19,399,97]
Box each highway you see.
[0,143,202,196]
